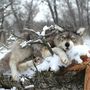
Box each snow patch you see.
[66,45,90,63]
[0,47,10,60]
[41,25,49,36]
[34,54,67,72]
[7,34,16,41]
[20,54,67,78]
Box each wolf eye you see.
[71,35,75,39]
[62,35,66,38]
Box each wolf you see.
[0,30,43,81]
[0,27,69,80]
[54,27,86,64]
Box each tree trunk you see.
[65,0,77,29]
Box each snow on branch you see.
[20,39,43,48]
[0,42,9,49]
[41,24,64,36]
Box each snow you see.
[7,34,16,41]
[11,87,16,90]
[77,27,85,35]
[20,68,35,78]
[0,47,10,60]
[41,25,49,36]
[20,39,42,48]
[25,85,34,89]
[41,25,64,36]
[0,87,16,90]
[84,36,90,48]
[20,41,28,48]
[55,24,64,32]
[19,53,68,80]
[0,89,5,90]
[66,45,90,63]
[36,31,41,36]
[19,54,66,78]
[34,54,67,72]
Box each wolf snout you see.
[65,42,70,48]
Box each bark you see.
[46,0,59,25]
[65,0,77,29]
[86,0,90,27]
[53,0,58,24]
[25,0,33,29]
[84,63,90,90]
[9,0,23,33]
[75,0,84,27]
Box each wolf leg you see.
[9,59,19,81]
[52,47,71,65]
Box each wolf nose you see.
[65,42,70,48]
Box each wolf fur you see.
[8,41,71,80]
[9,40,33,80]
[54,27,86,64]
[41,46,70,65]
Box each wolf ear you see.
[76,27,86,36]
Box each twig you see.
[41,38,54,56]
[11,32,24,40]
[0,42,9,49]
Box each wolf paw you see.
[61,58,70,65]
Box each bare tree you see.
[9,0,24,33]
[42,0,59,25]
[0,1,11,29]
[0,0,12,43]
[24,0,39,29]
[84,0,90,27]
[75,0,85,27]
[64,0,77,30]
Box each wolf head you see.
[54,28,86,51]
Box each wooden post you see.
[84,64,90,90]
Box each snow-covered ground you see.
[0,47,10,60]
[20,54,66,78]
[0,34,90,89]
[66,45,90,63]
[0,34,16,60]
[0,87,16,90]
